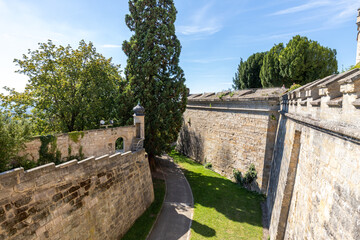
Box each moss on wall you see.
[68,131,85,143]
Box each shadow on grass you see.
[170,150,264,233]
[191,220,216,237]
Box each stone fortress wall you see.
[0,149,154,240]
[267,68,360,240]
[20,125,137,162]
[178,69,360,239]
[177,88,284,193]
[0,105,154,239]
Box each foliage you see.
[10,158,37,171]
[169,150,263,239]
[236,35,338,89]
[1,40,126,135]
[123,0,187,163]
[232,52,267,90]
[289,83,302,91]
[68,131,84,143]
[65,145,84,161]
[270,114,277,121]
[115,138,124,151]
[243,164,257,184]
[204,162,212,169]
[260,43,286,88]
[0,111,32,172]
[233,169,242,184]
[122,178,165,240]
[38,135,61,165]
[279,35,337,87]
[233,164,258,186]
[347,62,360,71]
[218,93,226,100]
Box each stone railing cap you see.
[318,69,359,88]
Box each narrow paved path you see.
[147,154,194,240]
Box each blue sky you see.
[0,0,359,94]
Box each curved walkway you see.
[147,154,194,240]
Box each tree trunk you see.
[148,153,157,171]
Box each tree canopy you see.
[233,35,338,89]
[278,35,337,86]
[1,40,125,134]
[233,52,267,90]
[260,43,285,88]
[0,111,32,172]
[123,0,187,163]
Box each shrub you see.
[204,162,212,169]
[233,164,258,186]
[233,169,243,184]
[289,83,301,91]
[243,164,257,184]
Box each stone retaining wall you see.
[0,149,154,240]
[267,69,360,239]
[177,88,284,193]
[20,126,137,162]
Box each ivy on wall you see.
[67,131,85,161]
[38,135,61,165]
[68,131,85,143]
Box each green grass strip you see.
[169,150,264,240]
[122,177,165,240]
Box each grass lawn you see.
[169,150,264,240]
[121,177,165,240]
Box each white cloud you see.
[270,0,359,25]
[178,26,221,36]
[177,2,222,37]
[327,0,359,24]
[270,1,330,16]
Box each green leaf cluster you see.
[233,164,257,186]
[233,35,338,89]
[1,40,127,135]
[38,135,61,165]
[0,111,32,172]
[123,0,188,161]
[233,52,267,90]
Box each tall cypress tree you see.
[123,0,187,165]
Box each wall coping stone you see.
[281,111,360,145]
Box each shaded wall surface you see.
[177,88,284,193]
[0,149,154,240]
[267,69,360,240]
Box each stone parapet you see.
[284,68,360,128]
[267,68,360,240]
[0,149,154,239]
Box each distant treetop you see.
[233,35,338,90]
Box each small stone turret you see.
[133,102,145,139]
[356,8,360,64]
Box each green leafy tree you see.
[343,62,360,72]
[232,52,267,90]
[123,0,187,165]
[1,40,125,134]
[279,35,337,86]
[0,111,32,172]
[260,43,286,88]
